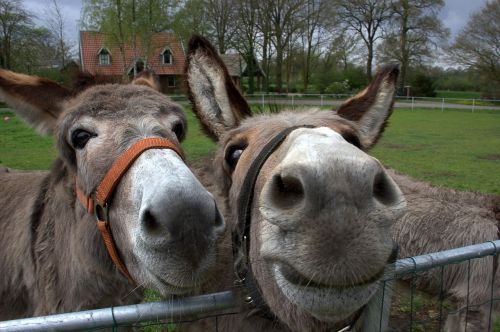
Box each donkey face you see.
[0,70,225,296]
[186,36,406,330]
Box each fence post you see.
[261,94,265,109]
[441,98,444,112]
[411,97,414,111]
[321,95,324,107]
[472,99,475,113]
[362,265,394,332]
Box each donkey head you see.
[186,36,406,330]
[0,69,225,296]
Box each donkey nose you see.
[261,146,403,230]
[139,188,225,253]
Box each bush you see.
[324,80,350,94]
[411,74,436,97]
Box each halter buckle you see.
[92,193,109,224]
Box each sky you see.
[23,0,489,51]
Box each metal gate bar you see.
[1,240,500,331]
[0,291,239,331]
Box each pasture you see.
[1,105,500,329]
[1,107,498,194]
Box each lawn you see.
[435,90,482,99]
[372,108,500,194]
[1,106,500,330]
[0,106,216,169]
[1,106,499,194]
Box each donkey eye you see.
[172,122,184,140]
[71,129,96,149]
[342,132,361,148]
[225,146,245,169]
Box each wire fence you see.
[1,240,499,332]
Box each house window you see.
[162,48,172,65]
[98,48,110,65]
[167,75,176,87]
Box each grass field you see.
[1,106,499,194]
[435,90,482,99]
[1,106,500,329]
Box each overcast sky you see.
[23,0,489,49]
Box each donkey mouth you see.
[146,269,200,296]
[272,262,381,322]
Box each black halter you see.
[233,125,314,309]
[232,124,400,330]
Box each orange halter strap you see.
[75,137,185,283]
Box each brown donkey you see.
[183,36,406,331]
[0,70,225,319]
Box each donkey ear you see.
[0,69,71,135]
[131,70,161,92]
[336,64,399,149]
[185,35,251,141]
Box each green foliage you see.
[33,68,73,86]
[324,80,350,94]
[410,73,436,97]
[171,0,210,45]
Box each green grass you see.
[436,90,482,99]
[372,108,500,194]
[0,107,216,170]
[2,106,500,329]
[0,111,56,169]
[2,107,499,195]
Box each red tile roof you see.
[79,31,185,76]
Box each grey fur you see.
[0,74,224,319]
[389,169,500,331]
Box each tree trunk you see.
[366,42,373,81]
[262,31,269,92]
[276,45,283,92]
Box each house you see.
[79,31,185,93]
[220,53,265,89]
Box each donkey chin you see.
[272,261,382,322]
[134,241,221,297]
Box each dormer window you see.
[161,47,172,65]
[98,48,111,65]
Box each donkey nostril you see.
[269,173,305,210]
[373,172,398,206]
[142,209,160,235]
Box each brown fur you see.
[131,70,161,91]
[0,69,223,319]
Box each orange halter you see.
[75,137,185,283]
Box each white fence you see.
[168,93,500,112]
[2,240,499,331]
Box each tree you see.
[0,0,32,69]
[261,0,306,92]
[233,0,259,93]
[379,0,448,91]
[44,0,73,68]
[448,0,500,97]
[172,0,210,45]
[204,0,236,54]
[299,0,330,92]
[335,0,393,80]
